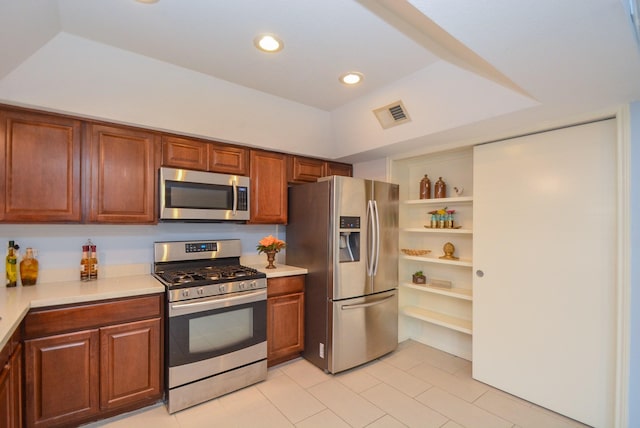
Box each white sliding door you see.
[472,119,617,427]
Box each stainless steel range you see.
[153,239,267,414]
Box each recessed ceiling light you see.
[136,0,159,3]
[254,34,284,53]
[339,72,364,85]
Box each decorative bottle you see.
[89,241,98,281]
[6,241,18,287]
[20,247,38,286]
[80,243,90,281]
[419,174,431,199]
[434,177,447,198]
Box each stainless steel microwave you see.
[159,167,250,222]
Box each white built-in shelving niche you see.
[391,148,473,361]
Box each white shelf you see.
[402,227,472,234]
[400,282,472,301]
[403,196,472,205]
[401,254,472,267]
[402,306,472,335]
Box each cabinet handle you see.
[476,270,484,278]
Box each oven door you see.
[167,289,266,388]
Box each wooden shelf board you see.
[400,282,472,301]
[403,196,473,205]
[402,227,472,234]
[402,306,472,335]
[401,254,472,267]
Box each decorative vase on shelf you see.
[265,250,277,269]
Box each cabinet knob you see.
[476,270,484,278]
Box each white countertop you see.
[248,263,308,278]
[0,275,164,350]
[0,264,307,351]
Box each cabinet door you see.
[249,150,287,224]
[86,124,159,223]
[0,109,81,222]
[8,343,22,428]
[161,135,208,171]
[99,318,161,411]
[267,292,304,366]
[25,330,100,427]
[0,363,10,428]
[209,144,248,175]
[288,156,325,183]
[325,161,352,178]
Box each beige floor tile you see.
[474,390,578,428]
[295,409,351,428]
[308,378,385,427]
[363,360,432,397]
[280,357,331,389]
[335,364,382,393]
[360,383,448,428]
[416,387,513,428]
[256,372,326,423]
[84,403,178,427]
[528,403,592,427]
[409,360,488,402]
[441,420,465,428]
[365,414,408,428]
[380,341,431,371]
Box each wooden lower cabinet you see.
[25,330,100,427]
[100,319,161,411]
[1,328,23,428]
[267,275,305,366]
[23,294,163,428]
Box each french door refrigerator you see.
[287,176,399,373]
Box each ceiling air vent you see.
[373,100,411,129]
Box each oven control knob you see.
[250,281,256,289]
[197,287,204,295]
[219,284,226,293]
[239,282,246,290]
[182,289,190,298]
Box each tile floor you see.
[86,340,589,428]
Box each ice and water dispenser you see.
[339,216,360,262]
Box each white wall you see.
[629,101,640,427]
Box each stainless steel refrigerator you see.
[287,176,399,373]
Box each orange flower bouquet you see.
[256,235,286,254]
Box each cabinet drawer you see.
[267,275,305,297]
[24,294,163,339]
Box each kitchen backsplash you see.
[1,223,285,283]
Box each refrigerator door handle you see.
[366,200,376,276]
[340,294,395,310]
[372,200,380,275]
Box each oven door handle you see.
[169,289,266,317]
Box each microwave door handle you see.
[232,178,238,216]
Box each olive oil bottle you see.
[6,241,18,287]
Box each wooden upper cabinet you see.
[208,143,248,175]
[0,109,82,222]
[162,135,248,175]
[288,155,353,184]
[250,150,287,224]
[85,124,159,224]
[325,161,352,178]
[161,135,208,171]
[287,156,325,183]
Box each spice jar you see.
[434,177,446,198]
[419,174,431,199]
[20,247,39,286]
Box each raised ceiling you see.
[0,0,639,161]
